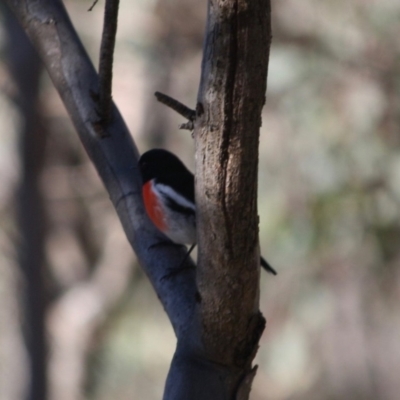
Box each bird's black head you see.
[139,149,190,183]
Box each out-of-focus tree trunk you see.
[5,6,48,400]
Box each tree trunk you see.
[163,1,272,398]
[6,0,271,398]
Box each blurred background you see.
[0,0,399,399]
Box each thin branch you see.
[88,0,99,12]
[154,91,196,130]
[97,0,120,130]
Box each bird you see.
[138,148,276,275]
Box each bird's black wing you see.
[155,171,195,218]
[157,170,195,205]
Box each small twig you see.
[154,91,196,131]
[154,91,195,120]
[87,0,99,12]
[97,0,120,132]
[179,121,194,131]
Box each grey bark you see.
[6,0,271,398]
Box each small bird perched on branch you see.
[139,148,276,275]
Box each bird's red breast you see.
[142,181,167,232]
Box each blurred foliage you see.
[0,0,400,399]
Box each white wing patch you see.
[152,181,196,244]
[155,183,196,211]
